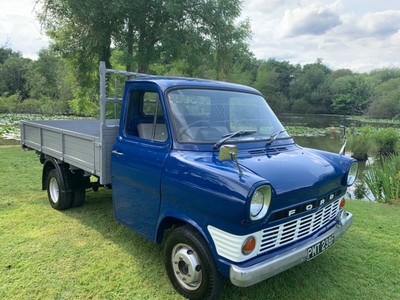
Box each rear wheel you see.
[46,169,73,210]
[164,225,223,300]
[70,170,87,207]
[71,188,86,207]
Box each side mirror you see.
[218,145,242,175]
[218,145,238,161]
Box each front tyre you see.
[46,169,73,210]
[164,225,223,300]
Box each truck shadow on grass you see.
[61,189,353,300]
[61,189,173,295]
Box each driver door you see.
[111,84,170,240]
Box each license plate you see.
[307,234,335,261]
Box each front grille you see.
[258,199,340,254]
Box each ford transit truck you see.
[21,62,358,299]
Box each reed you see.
[364,155,400,203]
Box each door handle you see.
[112,150,124,156]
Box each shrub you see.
[17,99,42,114]
[348,126,374,161]
[364,155,400,203]
[291,99,313,114]
[0,94,21,113]
[69,96,98,117]
[39,97,69,115]
[372,127,399,158]
[353,181,369,200]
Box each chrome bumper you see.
[230,211,353,287]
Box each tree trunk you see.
[126,18,134,72]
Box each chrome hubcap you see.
[171,243,202,290]
[49,177,59,203]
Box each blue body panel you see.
[111,77,355,279]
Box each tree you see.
[0,55,32,99]
[369,68,400,85]
[367,78,400,118]
[289,60,332,113]
[25,49,73,114]
[253,59,299,112]
[330,75,372,115]
[37,0,251,80]
[26,49,59,99]
[38,0,118,88]
[0,46,20,65]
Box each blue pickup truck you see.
[21,62,358,299]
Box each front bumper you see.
[230,210,353,287]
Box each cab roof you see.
[126,76,262,95]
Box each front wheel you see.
[164,225,223,300]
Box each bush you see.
[17,99,42,114]
[0,94,21,113]
[69,96,98,117]
[291,99,313,114]
[67,85,99,117]
[348,127,400,160]
[38,97,69,115]
[364,155,400,203]
[0,94,70,115]
[373,127,399,158]
[348,126,374,161]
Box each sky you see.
[1,0,400,73]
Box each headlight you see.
[347,161,358,186]
[250,185,271,221]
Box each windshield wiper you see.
[213,130,257,149]
[265,129,289,145]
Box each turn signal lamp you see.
[242,236,256,255]
[340,198,346,209]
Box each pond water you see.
[294,135,344,153]
[278,113,349,128]
[278,113,400,129]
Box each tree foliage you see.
[330,75,372,115]
[1,2,399,118]
[37,0,251,83]
[0,47,73,114]
[367,71,400,118]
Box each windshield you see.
[167,89,289,144]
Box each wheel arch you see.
[156,214,212,248]
[41,157,72,192]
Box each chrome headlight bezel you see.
[347,161,359,186]
[249,185,271,221]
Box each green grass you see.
[1,146,400,299]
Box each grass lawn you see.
[1,145,399,299]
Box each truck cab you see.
[111,77,357,299]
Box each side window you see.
[125,90,168,142]
[143,92,164,117]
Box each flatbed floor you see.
[24,119,102,138]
